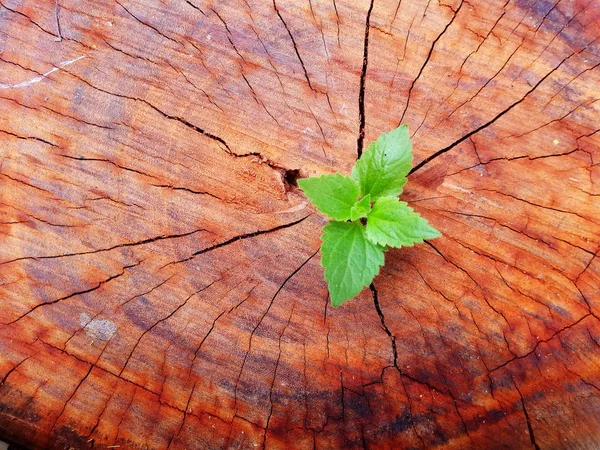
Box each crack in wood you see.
[475,188,600,225]
[165,215,310,267]
[233,250,318,427]
[0,129,57,147]
[2,0,599,447]
[357,0,375,157]
[0,1,55,37]
[57,69,301,188]
[399,0,464,124]
[1,229,207,266]
[119,280,220,376]
[409,49,578,175]
[512,378,541,450]
[5,261,142,325]
[272,0,315,92]
[115,0,182,45]
[490,313,596,374]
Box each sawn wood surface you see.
[1,0,599,448]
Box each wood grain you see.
[1,0,599,448]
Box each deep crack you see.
[370,283,398,367]
[357,0,375,157]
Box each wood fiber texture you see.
[1,0,599,448]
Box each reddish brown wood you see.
[1,0,599,448]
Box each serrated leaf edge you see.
[320,221,386,307]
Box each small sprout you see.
[298,125,440,307]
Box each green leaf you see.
[321,221,385,307]
[352,124,413,200]
[365,196,440,248]
[350,194,371,221]
[298,174,360,221]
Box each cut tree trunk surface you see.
[1,0,599,448]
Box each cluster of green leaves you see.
[298,125,440,307]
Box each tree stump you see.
[1,0,599,448]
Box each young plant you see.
[298,125,440,307]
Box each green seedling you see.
[298,125,440,307]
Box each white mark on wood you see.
[0,56,86,90]
[444,183,473,194]
[445,182,503,208]
[79,312,117,341]
[268,200,309,215]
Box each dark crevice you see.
[513,379,541,450]
[0,1,56,37]
[307,105,329,147]
[1,229,205,266]
[490,313,592,373]
[372,281,471,396]
[409,49,577,175]
[515,3,588,81]
[115,0,182,45]
[192,217,311,260]
[444,40,522,124]
[357,0,375,157]
[147,103,233,152]
[441,209,595,255]
[63,68,233,153]
[7,261,141,324]
[187,309,228,378]
[0,55,44,77]
[476,188,598,224]
[390,0,402,31]
[59,70,299,187]
[332,0,341,45]
[103,38,163,68]
[458,2,508,73]
[165,215,311,267]
[233,250,319,423]
[211,8,247,63]
[0,128,58,147]
[1,200,82,228]
[1,173,56,195]
[400,0,464,124]
[1,93,111,130]
[167,62,224,112]
[262,304,296,449]
[39,103,114,130]
[49,364,94,434]
[119,280,219,376]
[59,154,157,179]
[31,339,235,429]
[273,0,315,92]
[425,241,514,341]
[149,184,249,207]
[446,148,581,177]
[167,382,197,449]
[509,99,597,140]
[118,276,175,310]
[575,250,599,284]
[283,169,301,188]
[0,356,32,386]
[184,0,206,16]
[370,283,398,367]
